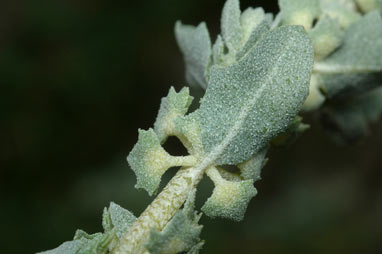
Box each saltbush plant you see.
[39,0,382,253]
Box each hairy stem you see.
[111,166,204,254]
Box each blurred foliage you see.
[0,0,381,253]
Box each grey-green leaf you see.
[315,11,382,98]
[175,21,211,89]
[199,25,314,165]
[221,0,242,53]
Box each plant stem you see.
[111,165,204,254]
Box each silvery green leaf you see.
[108,202,136,238]
[202,167,257,221]
[278,0,321,29]
[37,240,83,254]
[320,87,382,143]
[319,0,361,28]
[240,7,265,44]
[356,0,382,13]
[236,19,270,60]
[314,11,382,98]
[175,21,211,89]
[154,87,193,143]
[199,25,314,165]
[309,15,343,61]
[237,147,268,181]
[221,0,242,53]
[145,190,203,254]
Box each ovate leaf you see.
[175,22,211,89]
[199,25,314,165]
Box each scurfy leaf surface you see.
[199,25,313,165]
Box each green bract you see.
[127,128,197,196]
[154,87,194,143]
[202,167,257,221]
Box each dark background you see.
[1,0,381,253]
